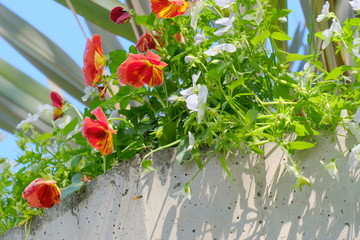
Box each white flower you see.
[168,95,179,103]
[254,0,264,25]
[0,130,8,142]
[194,32,206,46]
[321,19,341,49]
[174,183,192,200]
[17,104,53,129]
[215,0,235,9]
[320,160,339,181]
[278,17,287,23]
[187,132,195,150]
[349,0,360,11]
[180,72,208,124]
[349,144,360,169]
[184,55,197,63]
[190,0,205,30]
[316,1,331,22]
[214,14,235,36]
[82,86,97,102]
[204,43,236,56]
[56,115,72,129]
[352,38,360,58]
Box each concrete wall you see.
[1,131,360,240]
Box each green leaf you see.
[62,118,79,136]
[35,133,53,142]
[245,110,258,124]
[219,155,233,182]
[271,31,291,41]
[159,121,177,146]
[175,139,192,165]
[226,79,244,92]
[108,49,128,75]
[135,13,156,27]
[325,66,353,80]
[249,145,265,154]
[285,54,310,63]
[61,174,84,200]
[288,141,315,150]
[251,30,270,46]
[66,155,82,168]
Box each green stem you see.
[69,104,83,120]
[142,139,182,162]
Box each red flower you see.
[82,107,117,155]
[116,51,168,88]
[110,7,131,24]
[150,0,189,19]
[22,178,61,209]
[136,31,161,52]
[83,35,106,87]
[50,91,64,121]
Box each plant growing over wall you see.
[1,0,360,234]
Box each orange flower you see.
[136,31,161,52]
[82,35,106,87]
[150,0,189,19]
[22,178,61,209]
[82,107,117,155]
[116,51,168,88]
[50,91,64,121]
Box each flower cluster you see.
[15,0,360,211]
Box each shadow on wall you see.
[145,131,360,240]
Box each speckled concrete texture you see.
[1,130,359,240]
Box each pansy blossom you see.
[117,51,168,88]
[83,34,106,87]
[50,91,64,121]
[110,7,131,24]
[22,178,61,209]
[82,107,117,155]
[150,0,189,19]
[136,31,161,52]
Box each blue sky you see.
[0,0,306,161]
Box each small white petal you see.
[316,1,330,22]
[186,94,199,112]
[192,72,201,86]
[188,132,195,150]
[168,95,178,103]
[218,43,237,53]
[349,0,360,11]
[185,55,196,63]
[180,87,195,98]
[215,0,235,9]
[278,17,287,23]
[194,32,206,46]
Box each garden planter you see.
[0,130,359,240]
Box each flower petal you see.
[151,0,189,18]
[22,178,61,209]
[110,7,131,24]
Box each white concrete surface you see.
[1,131,359,240]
